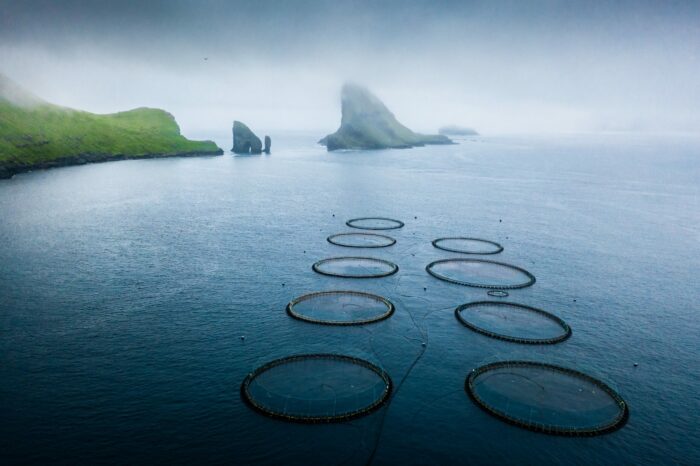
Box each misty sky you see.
[1,0,699,137]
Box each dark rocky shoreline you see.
[0,149,224,180]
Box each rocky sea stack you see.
[319,83,453,151]
[231,121,262,154]
[232,121,271,155]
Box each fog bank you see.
[2,0,699,137]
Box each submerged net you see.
[426,258,535,289]
[287,291,395,325]
[327,232,396,248]
[466,361,629,436]
[346,217,405,230]
[241,354,392,423]
[313,257,399,278]
[455,301,571,344]
[432,237,504,255]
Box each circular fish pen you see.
[487,290,509,298]
[454,301,571,344]
[346,217,405,230]
[241,354,392,423]
[426,258,535,289]
[313,257,399,278]
[327,232,396,248]
[432,237,504,255]
[465,361,629,436]
[287,291,395,325]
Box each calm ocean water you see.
[1,133,699,464]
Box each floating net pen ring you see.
[286,290,395,325]
[312,257,399,278]
[487,290,509,298]
[432,237,504,255]
[425,258,535,289]
[346,217,405,230]
[241,354,393,423]
[454,301,572,344]
[327,232,396,248]
[465,361,629,436]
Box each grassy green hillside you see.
[0,74,222,178]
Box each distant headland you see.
[319,83,453,151]
[439,125,479,136]
[0,74,222,179]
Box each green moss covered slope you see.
[0,74,222,178]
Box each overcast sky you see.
[1,0,699,137]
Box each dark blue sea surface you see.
[1,133,699,464]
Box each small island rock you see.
[319,83,453,151]
[263,135,271,154]
[439,125,479,136]
[232,121,262,154]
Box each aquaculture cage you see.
[313,257,399,278]
[241,354,393,423]
[327,232,396,248]
[465,361,629,436]
[432,237,504,255]
[287,290,395,325]
[454,301,571,344]
[426,258,535,289]
[346,217,405,230]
